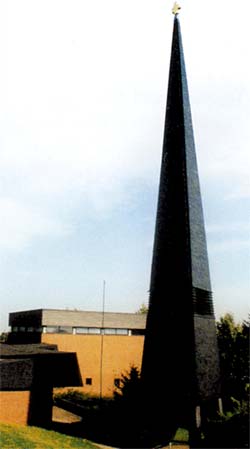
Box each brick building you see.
[8,309,146,397]
[0,342,82,426]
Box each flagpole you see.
[100,280,106,400]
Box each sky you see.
[0,0,249,332]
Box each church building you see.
[8,308,146,397]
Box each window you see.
[103,328,128,335]
[12,326,18,332]
[86,378,92,385]
[46,326,59,333]
[75,327,88,334]
[104,328,116,335]
[19,327,26,332]
[114,378,121,388]
[88,328,101,334]
[58,326,72,334]
[27,327,35,332]
[116,329,128,335]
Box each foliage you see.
[113,365,142,410]
[0,332,8,342]
[199,314,250,447]
[203,404,249,449]
[135,303,148,314]
[0,422,98,449]
[112,365,151,445]
[216,313,249,409]
[54,389,92,404]
[53,389,109,418]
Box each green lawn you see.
[172,428,189,443]
[0,423,99,449]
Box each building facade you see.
[8,309,146,397]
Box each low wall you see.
[0,391,30,425]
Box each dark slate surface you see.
[0,358,34,390]
[194,315,221,400]
[141,16,220,420]
[7,332,43,344]
[0,343,58,356]
[0,343,82,389]
[177,22,212,292]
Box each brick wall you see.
[0,391,30,425]
[42,334,144,397]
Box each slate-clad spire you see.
[141,16,220,438]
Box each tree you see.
[216,313,249,409]
[0,332,7,342]
[114,365,141,403]
[136,303,148,314]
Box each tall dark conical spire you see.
[141,15,220,439]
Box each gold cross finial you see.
[172,2,181,15]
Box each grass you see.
[172,428,189,443]
[0,422,99,449]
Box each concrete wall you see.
[0,391,30,425]
[42,334,144,397]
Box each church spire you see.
[141,14,221,442]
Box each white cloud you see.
[0,0,249,251]
[0,0,249,331]
[225,182,250,200]
[208,238,250,254]
[207,221,250,255]
[213,285,250,322]
[207,222,250,234]
[1,0,249,203]
[0,198,72,250]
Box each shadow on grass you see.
[51,405,249,449]
[51,393,249,449]
[51,398,177,448]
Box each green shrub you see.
[54,389,90,403]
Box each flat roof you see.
[9,308,147,329]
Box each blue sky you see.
[0,0,249,331]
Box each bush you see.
[54,389,90,404]
[114,365,141,403]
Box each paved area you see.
[52,406,82,424]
